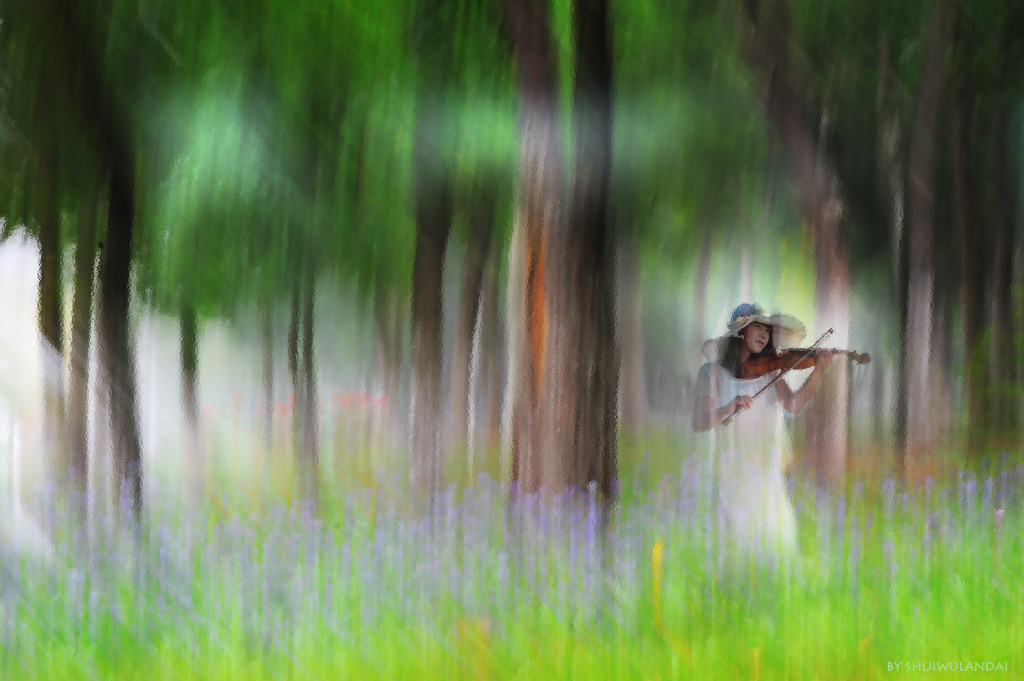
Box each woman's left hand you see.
[816,351,836,370]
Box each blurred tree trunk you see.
[745,0,849,486]
[901,7,947,473]
[180,300,202,493]
[693,215,712,368]
[952,83,987,459]
[410,105,453,502]
[288,277,300,404]
[478,239,503,455]
[506,0,561,495]
[409,0,457,504]
[987,22,1019,448]
[617,229,647,435]
[38,0,142,518]
[98,157,143,517]
[297,265,319,507]
[68,181,101,513]
[261,300,274,455]
[877,38,907,479]
[448,181,496,451]
[374,282,404,442]
[559,0,618,497]
[37,141,65,490]
[805,189,850,488]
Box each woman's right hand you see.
[729,395,754,415]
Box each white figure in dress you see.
[692,303,837,571]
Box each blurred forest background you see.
[1,0,1023,524]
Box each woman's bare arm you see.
[691,367,749,431]
[775,355,834,414]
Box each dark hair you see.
[720,324,777,379]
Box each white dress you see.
[697,361,797,569]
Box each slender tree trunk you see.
[410,99,454,503]
[298,265,320,507]
[693,217,712,368]
[261,300,274,455]
[617,230,647,435]
[477,239,504,456]
[68,181,101,513]
[374,282,404,446]
[953,88,987,459]
[902,7,947,470]
[506,0,563,496]
[180,300,201,495]
[805,186,850,488]
[38,143,65,493]
[563,0,617,497]
[288,276,301,404]
[877,41,907,478]
[98,157,143,518]
[988,84,1018,448]
[448,182,496,451]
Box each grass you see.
[2,431,1023,680]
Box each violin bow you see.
[721,328,834,427]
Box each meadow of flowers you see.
[1,443,1022,680]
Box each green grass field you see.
[2,433,1022,680]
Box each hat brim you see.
[701,313,807,362]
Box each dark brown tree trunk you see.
[877,39,908,480]
[902,7,947,471]
[37,143,65,489]
[448,182,497,451]
[953,87,987,459]
[561,0,618,497]
[180,300,202,493]
[410,96,454,502]
[988,30,1018,448]
[298,265,320,507]
[617,230,647,435]
[98,157,143,518]
[506,0,563,496]
[68,180,101,512]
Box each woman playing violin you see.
[691,302,838,570]
[691,303,836,432]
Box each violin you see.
[739,347,872,380]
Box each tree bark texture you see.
[505,0,563,496]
